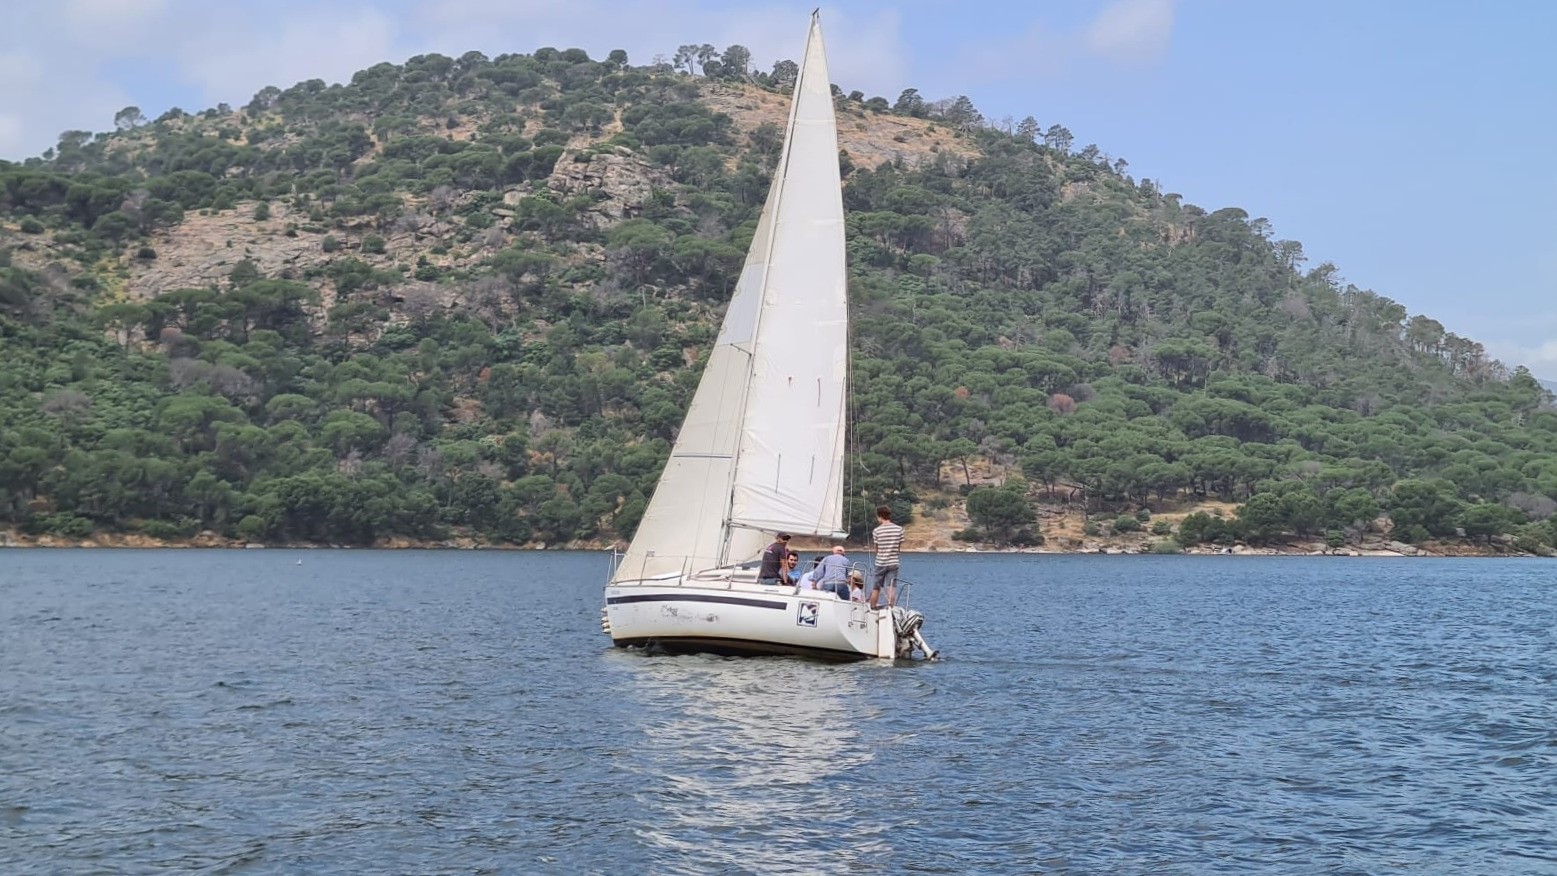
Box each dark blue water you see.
[2,551,1554,875]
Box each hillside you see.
[2,47,1555,554]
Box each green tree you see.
[965,484,1036,544]
[720,45,751,78]
[893,88,926,117]
[770,59,799,89]
[1458,503,1520,543]
[114,106,147,130]
[1388,479,1464,538]
[1042,124,1073,152]
[321,410,388,455]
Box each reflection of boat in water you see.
[600,12,935,661]
[607,652,888,869]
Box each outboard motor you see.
[891,607,938,660]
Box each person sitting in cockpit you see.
[847,570,866,602]
[796,556,823,590]
[817,545,850,591]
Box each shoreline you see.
[1,529,1546,558]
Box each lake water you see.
[2,550,1554,875]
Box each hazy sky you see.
[3,0,1554,376]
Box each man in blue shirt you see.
[817,545,852,598]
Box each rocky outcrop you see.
[119,201,473,307]
[123,203,327,298]
[545,148,671,229]
[700,82,976,170]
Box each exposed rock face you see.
[98,82,976,312]
[122,203,343,299]
[546,149,670,228]
[119,201,471,305]
[700,82,976,170]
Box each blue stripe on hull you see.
[605,593,787,610]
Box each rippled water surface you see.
[3,550,1555,874]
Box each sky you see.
[3,0,1554,377]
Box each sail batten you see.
[613,13,846,583]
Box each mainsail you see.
[613,12,848,583]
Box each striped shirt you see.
[872,522,904,568]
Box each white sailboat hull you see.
[604,578,897,661]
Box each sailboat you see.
[601,12,936,661]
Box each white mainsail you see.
[613,12,848,583]
[727,12,850,539]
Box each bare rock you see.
[123,202,341,299]
[1386,541,1421,556]
[547,150,672,229]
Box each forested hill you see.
[2,46,1555,553]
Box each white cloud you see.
[0,45,128,157]
[414,0,587,29]
[175,6,400,104]
[1085,0,1176,64]
[0,49,45,87]
[938,0,1176,91]
[0,114,24,157]
[949,22,1069,87]
[0,51,46,156]
[60,0,170,44]
[62,0,169,25]
[1487,336,1557,382]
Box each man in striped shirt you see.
[868,505,904,609]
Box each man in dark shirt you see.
[757,533,791,584]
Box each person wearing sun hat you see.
[847,569,866,602]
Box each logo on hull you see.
[796,601,819,627]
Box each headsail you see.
[613,12,847,583]
[609,178,775,582]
